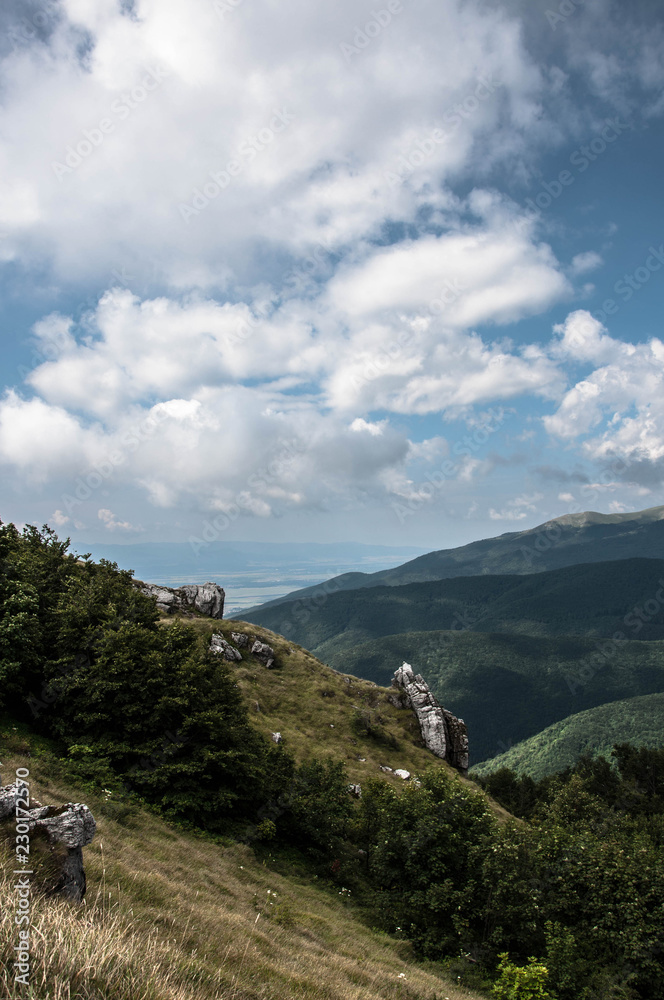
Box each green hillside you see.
[470,693,664,780]
[156,614,481,796]
[1,742,482,1000]
[3,520,664,1000]
[241,557,664,654]
[324,629,664,764]
[246,505,664,612]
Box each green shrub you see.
[491,953,553,1000]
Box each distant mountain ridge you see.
[470,693,664,779]
[245,505,664,614]
[323,630,664,764]
[240,557,664,656]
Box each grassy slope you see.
[470,693,664,780]
[241,558,664,654]
[323,629,664,765]
[0,746,482,1000]
[246,505,664,612]
[174,615,502,800]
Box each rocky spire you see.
[392,662,469,774]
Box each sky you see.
[0,0,663,552]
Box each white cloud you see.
[327,226,569,325]
[550,310,625,365]
[98,508,141,532]
[570,251,603,275]
[489,507,527,521]
[608,501,631,513]
[0,391,105,485]
[544,314,664,478]
[1,2,663,532]
[0,0,553,288]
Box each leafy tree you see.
[0,521,78,715]
[281,758,353,853]
[359,769,494,955]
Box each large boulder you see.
[1,784,96,901]
[179,583,225,619]
[137,581,225,619]
[392,662,469,774]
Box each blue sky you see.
[0,0,663,551]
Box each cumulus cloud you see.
[1,1,662,532]
[0,0,554,289]
[544,314,664,480]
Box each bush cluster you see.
[2,521,663,998]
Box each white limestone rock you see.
[137,581,225,619]
[251,640,276,668]
[1,786,96,901]
[210,634,242,662]
[392,661,469,773]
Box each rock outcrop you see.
[208,632,276,668]
[251,640,276,668]
[210,634,242,661]
[1,784,96,901]
[137,581,225,619]
[392,662,469,774]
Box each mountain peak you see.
[536,505,664,531]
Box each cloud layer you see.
[0,0,663,537]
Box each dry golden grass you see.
[1,751,484,1000]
